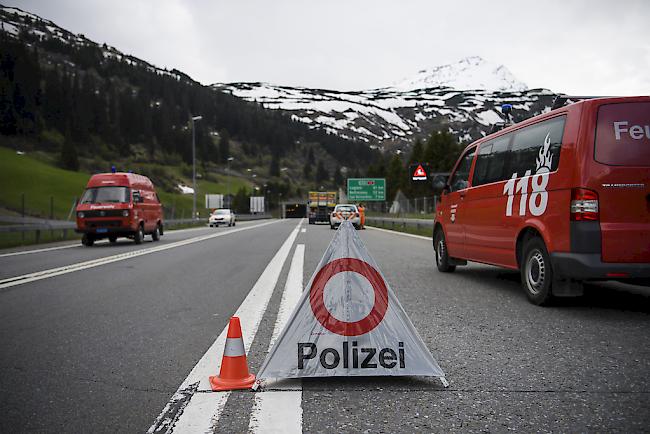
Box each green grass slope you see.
[0,147,253,220]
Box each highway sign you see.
[347,178,386,201]
[409,163,430,182]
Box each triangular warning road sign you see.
[412,164,427,180]
[257,221,446,383]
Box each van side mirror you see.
[442,184,451,195]
[432,177,446,191]
[133,190,143,203]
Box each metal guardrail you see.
[0,214,273,233]
[365,216,435,233]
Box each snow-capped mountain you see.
[392,56,528,92]
[0,5,189,82]
[1,3,557,154]
[215,58,556,151]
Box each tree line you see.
[366,131,462,201]
[0,30,377,175]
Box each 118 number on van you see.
[503,171,549,217]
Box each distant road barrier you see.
[365,216,434,233]
[0,214,273,234]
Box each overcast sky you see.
[13,0,650,94]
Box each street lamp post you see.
[191,115,202,220]
[226,156,234,208]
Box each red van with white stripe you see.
[433,96,650,305]
[76,172,164,246]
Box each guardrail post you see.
[35,229,40,244]
[21,193,25,243]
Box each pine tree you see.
[232,187,249,213]
[219,129,231,163]
[303,164,312,179]
[269,154,280,177]
[333,167,343,187]
[60,138,79,170]
[425,131,461,172]
[409,138,424,164]
[307,147,315,165]
[315,160,327,183]
[386,154,406,201]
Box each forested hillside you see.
[0,6,377,200]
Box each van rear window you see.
[595,102,650,166]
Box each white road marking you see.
[148,219,303,433]
[300,228,306,233]
[366,224,432,241]
[0,220,281,289]
[0,221,266,258]
[249,244,304,433]
[0,241,101,258]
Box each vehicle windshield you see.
[335,205,356,212]
[214,209,230,215]
[80,187,130,204]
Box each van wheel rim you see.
[526,251,545,295]
[436,239,446,264]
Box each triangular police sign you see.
[256,221,446,384]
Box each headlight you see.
[122,210,130,217]
[77,212,85,218]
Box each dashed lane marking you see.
[249,243,304,433]
[148,219,303,433]
[0,220,281,289]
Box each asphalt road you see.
[1,219,648,433]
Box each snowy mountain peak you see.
[392,56,528,92]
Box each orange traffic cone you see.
[209,317,256,391]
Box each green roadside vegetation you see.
[0,219,208,250]
[0,229,81,250]
[0,146,253,221]
[366,211,435,220]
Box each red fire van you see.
[434,96,650,305]
[76,172,164,246]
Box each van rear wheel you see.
[521,237,553,305]
[152,224,160,241]
[434,229,455,273]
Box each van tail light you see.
[570,188,599,221]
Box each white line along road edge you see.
[0,225,210,259]
[0,220,280,289]
[148,219,303,434]
[366,225,432,241]
[249,243,305,434]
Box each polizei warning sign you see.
[256,221,446,381]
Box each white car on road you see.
[330,204,361,230]
[209,209,236,227]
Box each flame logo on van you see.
[535,133,553,174]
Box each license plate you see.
[96,228,108,233]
